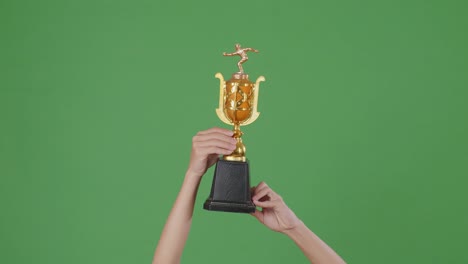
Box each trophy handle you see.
[242,75,265,126]
[215,73,232,125]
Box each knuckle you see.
[192,145,200,152]
[208,146,217,153]
[192,142,201,150]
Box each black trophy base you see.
[203,199,256,213]
[203,159,255,214]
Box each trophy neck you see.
[223,123,246,162]
[232,73,249,80]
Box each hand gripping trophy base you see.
[204,71,265,214]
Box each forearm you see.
[284,222,345,264]
[152,172,201,264]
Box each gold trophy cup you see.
[204,44,265,213]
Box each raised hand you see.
[187,127,236,179]
[251,182,302,233]
[251,182,346,263]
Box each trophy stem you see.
[223,123,246,162]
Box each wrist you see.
[184,170,203,182]
[283,220,307,238]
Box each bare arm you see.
[152,128,236,264]
[251,182,346,264]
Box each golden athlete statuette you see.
[204,44,266,213]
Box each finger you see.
[250,209,263,222]
[254,199,277,209]
[197,127,233,136]
[254,182,282,201]
[194,132,237,145]
[252,185,272,201]
[199,146,234,156]
[255,181,268,190]
[252,185,269,200]
[196,139,236,152]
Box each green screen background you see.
[1,0,467,263]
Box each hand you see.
[187,127,236,179]
[253,49,259,53]
[251,182,302,233]
[223,52,227,56]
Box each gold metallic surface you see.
[242,75,265,126]
[223,43,259,73]
[216,44,266,162]
[224,74,254,124]
[223,124,246,162]
[215,73,231,125]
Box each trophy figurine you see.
[204,44,265,213]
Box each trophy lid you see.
[232,73,249,80]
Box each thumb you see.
[250,209,263,222]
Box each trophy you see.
[204,44,265,213]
